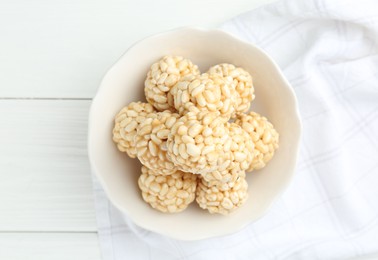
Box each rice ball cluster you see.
[112,55,279,215]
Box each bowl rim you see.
[88,26,302,241]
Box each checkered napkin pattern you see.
[92,0,378,258]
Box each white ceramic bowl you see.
[88,27,301,241]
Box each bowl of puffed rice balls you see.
[88,27,301,240]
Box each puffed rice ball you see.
[112,102,155,158]
[145,56,200,111]
[170,73,236,119]
[196,175,248,215]
[135,111,180,175]
[200,122,253,182]
[208,63,254,113]
[167,111,230,174]
[225,122,255,171]
[138,166,197,213]
[201,168,246,191]
[235,112,279,171]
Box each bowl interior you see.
[88,28,301,240]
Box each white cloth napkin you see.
[92,0,378,259]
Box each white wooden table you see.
[0,0,273,258]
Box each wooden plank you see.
[0,0,274,98]
[0,233,101,260]
[0,100,96,231]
